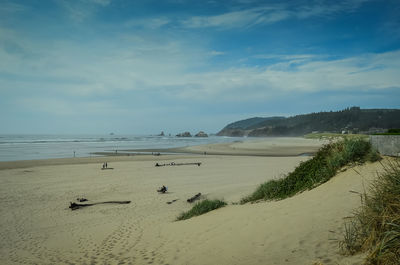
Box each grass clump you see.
[177,199,227,221]
[241,138,380,204]
[340,159,400,265]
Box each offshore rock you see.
[176,132,192,137]
[195,131,208,137]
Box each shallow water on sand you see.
[0,134,243,161]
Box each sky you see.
[1,0,400,135]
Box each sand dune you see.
[152,162,381,265]
[0,138,381,265]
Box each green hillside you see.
[217,107,400,137]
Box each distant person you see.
[157,185,167,193]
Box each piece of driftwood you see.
[155,162,201,167]
[101,168,114,170]
[187,193,202,203]
[69,200,131,210]
[166,199,178,204]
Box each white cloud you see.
[209,50,225,56]
[181,0,371,29]
[158,50,400,101]
[56,0,112,22]
[1,21,399,108]
[125,17,171,29]
[16,97,127,116]
[182,7,289,29]
[0,2,26,14]
[88,0,112,6]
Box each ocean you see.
[0,134,243,162]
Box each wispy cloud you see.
[16,97,125,116]
[161,50,400,102]
[181,0,371,29]
[2,23,399,106]
[124,17,171,29]
[209,50,225,56]
[56,0,112,22]
[0,2,26,14]
[182,7,289,29]
[88,0,112,6]
[254,54,316,61]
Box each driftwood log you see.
[69,200,131,210]
[155,162,201,167]
[101,168,114,170]
[166,199,178,204]
[187,193,202,203]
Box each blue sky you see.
[1,0,399,134]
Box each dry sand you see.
[0,138,382,265]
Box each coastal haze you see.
[1,1,400,265]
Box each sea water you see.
[0,134,243,161]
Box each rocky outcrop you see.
[195,131,208,137]
[217,128,247,137]
[176,132,192,137]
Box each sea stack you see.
[195,131,208,137]
[176,132,192,137]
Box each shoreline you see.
[0,137,327,170]
[0,154,195,170]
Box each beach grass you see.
[177,199,227,221]
[241,138,380,204]
[340,159,400,265]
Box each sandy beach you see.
[0,138,383,265]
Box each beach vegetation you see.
[177,199,227,221]
[339,159,400,265]
[388,128,400,133]
[241,138,380,203]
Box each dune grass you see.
[177,199,227,221]
[241,138,380,204]
[339,159,400,265]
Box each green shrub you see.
[387,128,400,133]
[340,159,400,265]
[177,199,227,221]
[241,138,380,204]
